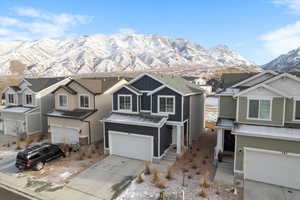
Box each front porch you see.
[214,118,235,160]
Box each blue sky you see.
[0,0,300,64]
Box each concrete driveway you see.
[244,180,300,200]
[67,155,144,200]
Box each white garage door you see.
[51,126,80,144]
[109,131,153,161]
[244,148,300,189]
[4,120,25,136]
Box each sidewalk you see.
[0,172,101,200]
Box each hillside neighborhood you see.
[0,70,298,200]
[1,1,300,200]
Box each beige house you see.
[47,77,127,145]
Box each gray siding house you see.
[216,71,300,190]
[1,77,70,137]
[102,73,205,161]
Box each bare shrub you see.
[24,136,32,149]
[202,159,207,165]
[199,190,208,198]
[152,168,160,183]
[144,161,151,175]
[155,179,166,189]
[192,162,197,169]
[78,151,86,160]
[196,171,201,175]
[90,144,96,154]
[182,168,189,173]
[136,170,144,184]
[216,184,221,195]
[203,171,210,188]
[165,165,174,180]
[15,139,21,150]
[12,141,16,145]
[205,155,209,159]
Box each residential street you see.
[0,186,31,200]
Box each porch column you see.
[214,128,224,159]
[176,125,181,154]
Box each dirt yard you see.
[118,133,243,200]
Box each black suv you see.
[15,143,65,171]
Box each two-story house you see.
[102,73,205,162]
[216,70,300,189]
[47,77,126,145]
[1,77,70,137]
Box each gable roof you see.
[9,86,21,92]
[25,77,67,92]
[231,70,278,88]
[53,77,122,95]
[130,73,203,96]
[222,73,258,89]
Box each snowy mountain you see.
[263,47,300,72]
[0,34,255,76]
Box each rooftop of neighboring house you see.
[53,76,125,95]
[139,72,204,95]
[24,77,67,92]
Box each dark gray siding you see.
[104,122,159,157]
[113,87,138,112]
[131,74,162,91]
[183,96,190,120]
[160,125,172,155]
[184,121,188,146]
[152,87,182,121]
[141,93,150,111]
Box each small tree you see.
[152,168,160,183]
[15,139,21,150]
[24,136,32,149]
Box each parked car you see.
[15,143,65,171]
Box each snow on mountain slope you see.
[262,47,300,72]
[0,34,255,76]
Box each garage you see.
[50,126,80,144]
[109,131,153,161]
[4,120,25,136]
[244,148,300,189]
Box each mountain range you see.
[0,34,256,76]
[263,47,300,72]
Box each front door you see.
[224,130,235,152]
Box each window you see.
[158,96,175,114]
[80,95,89,108]
[58,95,68,107]
[248,99,271,120]
[25,94,33,105]
[8,94,15,104]
[295,100,300,120]
[119,95,131,111]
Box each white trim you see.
[112,84,142,96]
[78,94,91,109]
[108,130,154,161]
[140,110,151,112]
[246,98,272,121]
[103,121,106,149]
[234,134,238,173]
[118,94,132,112]
[157,95,175,115]
[153,146,170,160]
[293,99,300,122]
[282,98,286,126]
[6,92,17,105]
[147,85,165,96]
[264,72,300,85]
[233,131,300,142]
[232,70,278,88]
[181,96,184,121]
[102,117,167,128]
[57,94,69,109]
[23,91,34,107]
[49,124,80,131]
[36,77,72,97]
[166,121,184,126]
[158,127,160,156]
[236,96,240,122]
[234,84,289,98]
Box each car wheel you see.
[34,162,44,171]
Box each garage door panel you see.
[4,120,25,136]
[109,131,153,161]
[244,148,300,189]
[51,126,79,144]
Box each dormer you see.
[3,86,21,106]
